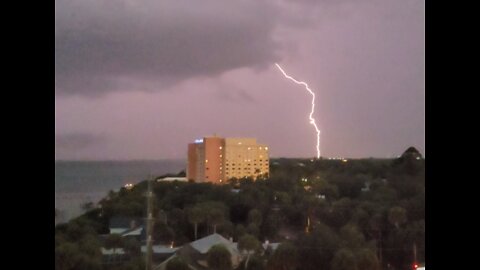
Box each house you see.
[155,233,241,270]
[101,247,128,265]
[109,216,144,234]
[141,245,180,263]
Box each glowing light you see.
[275,63,321,158]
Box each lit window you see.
[219,155,222,157]
[219,146,222,150]
[205,159,208,163]
[265,147,268,150]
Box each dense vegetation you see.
[55,152,425,270]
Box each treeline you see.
[55,154,425,270]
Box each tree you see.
[266,242,297,270]
[238,255,265,270]
[339,224,365,249]
[238,234,261,270]
[187,206,205,240]
[123,237,141,257]
[166,257,190,270]
[122,256,145,270]
[296,223,340,270]
[356,248,380,270]
[311,178,338,200]
[388,206,407,229]
[154,223,175,243]
[207,244,232,270]
[247,209,263,227]
[55,236,102,270]
[81,201,95,212]
[331,248,358,270]
[55,242,80,270]
[246,223,260,238]
[235,224,246,240]
[199,201,228,234]
[208,208,225,234]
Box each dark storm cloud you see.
[55,0,282,97]
[56,133,107,151]
[214,81,256,103]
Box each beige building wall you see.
[223,138,269,180]
[187,136,269,183]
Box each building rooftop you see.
[189,233,237,254]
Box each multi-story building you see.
[187,136,269,183]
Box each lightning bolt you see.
[275,63,321,159]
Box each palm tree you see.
[267,242,297,270]
[188,206,205,240]
[238,234,261,270]
[207,244,232,270]
[388,206,407,229]
[208,208,225,234]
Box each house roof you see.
[141,245,180,254]
[157,177,188,182]
[153,254,177,270]
[189,233,237,254]
[121,226,144,237]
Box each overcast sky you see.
[55,0,424,160]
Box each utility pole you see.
[145,176,154,270]
[413,241,417,266]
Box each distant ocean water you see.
[55,160,186,224]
